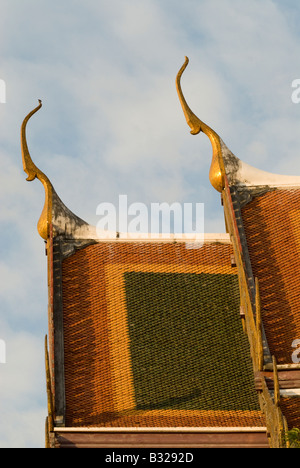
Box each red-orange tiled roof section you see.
[61,241,265,429]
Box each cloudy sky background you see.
[1,0,300,448]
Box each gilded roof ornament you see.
[21,101,100,241]
[176,58,300,194]
[21,100,53,239]
[176,57,225,192]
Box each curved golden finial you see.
[21,100,53,239]
[176,57,225,192]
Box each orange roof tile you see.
[242,189,300,365]
[61,241,265,429]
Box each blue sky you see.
[1,0,300,448]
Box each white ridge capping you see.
[236,159,300,188]
[72,228,231,243]
[54,426,267,433]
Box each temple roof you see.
[21,58,300,448]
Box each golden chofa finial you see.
[21,100,53,239]
[176,57,225,192]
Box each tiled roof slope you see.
[241,189,300,430]
[241,189,300,366]
[61,241,265,429]
[224,184,300,433]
